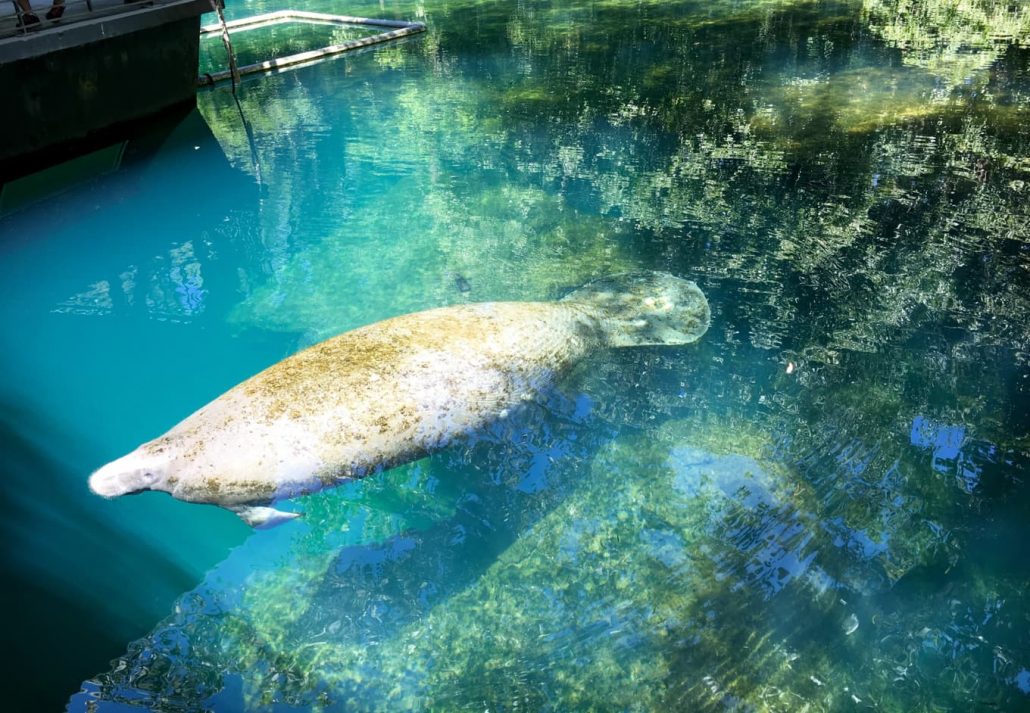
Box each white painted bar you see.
[197,10,426,85]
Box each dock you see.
[0,0,425,181]
[1,0,211,179]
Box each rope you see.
[207,0,240,94]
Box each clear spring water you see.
[1,0,1029,710]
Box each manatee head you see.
[88,442,303,529]
[89,448,170,498]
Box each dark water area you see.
[1,0,1029,710]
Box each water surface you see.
[1,0,1028,710]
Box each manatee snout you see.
[89,451,164,498]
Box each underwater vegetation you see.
[81,394,1029,710]
[863,0,1030,83]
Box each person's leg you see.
[15,0,40,25]
[45,0,65,19]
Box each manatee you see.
[89,272,709,528]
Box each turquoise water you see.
[1,0,1029,710]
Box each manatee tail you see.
[562,271,710,347]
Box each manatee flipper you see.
[230,505,302,529]
[563,271,710,347]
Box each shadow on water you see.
[0,404,198,711]
[0,107,267,709]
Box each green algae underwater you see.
[0,0,1028,710]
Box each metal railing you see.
[3,0,159,38]
[198,10,425,85]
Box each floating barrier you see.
[197,10,425,85]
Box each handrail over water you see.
[197,10,426,86]
[2,0,162,39]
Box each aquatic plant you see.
[863,0,1030,84]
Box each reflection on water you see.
[0,0,1027,709]
[54,240,210,320]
